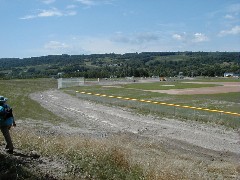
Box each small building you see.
[224,72,239,77]
[57,72,64,78]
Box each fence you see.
[58,77,85,89]
[75,91,240,128]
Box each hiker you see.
[0,96,16,154]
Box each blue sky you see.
[0,0,239,58]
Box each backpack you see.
[0,105,14,127]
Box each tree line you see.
[0,52,239,79]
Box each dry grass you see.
[0,124,238,179]
[10,127,144,179]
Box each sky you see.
[0,0,239,58]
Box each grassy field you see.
[122,81,219,90]
[0,79,159,179]
[68,78,240,128]
[0,78,239,179]
[0,79,63,123]
[70,78,239,105]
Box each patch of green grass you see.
[170,92,240,113]
[204,92,240,103]
[69,80,240,128]
[70,82,240,113]
[67,85,166,101]
[154,55,190,62]
[193,77,240,82]
[122,81,219,90]
[0,79,63,123]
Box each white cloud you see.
[219,25,240,36]
[76,0,115,6]
[76,0,96,6]
[172,32,208,43]
[135,33,159,43]
[224,14,234,19]
[83,38,124,54]
[172,34,184,40]
[67,11,77,16]
[38,8,62,17]
[77,35,180,54]
[111,32,159,44]
[44,41,71,54]
[223,4,240,23]
[40,33,164,55]
[66,5,77,9]
[20,8,76,19]
[192,33,209,42]
[79,36,158,54]
[41,0,55,4]
[20,0,114,20]
[20,15,35,20]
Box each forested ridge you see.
[0,52,239,79]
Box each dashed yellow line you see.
[76,91,240,117]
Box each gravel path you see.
[30,90,240,163]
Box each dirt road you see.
[30,90,240,160]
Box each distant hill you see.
[0,52,239,79]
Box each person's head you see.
[0,96,8,105]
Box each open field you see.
[142,82,240,95]
[0,78,240,179]
[68,78,240,128]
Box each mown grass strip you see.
[76,91,240,117]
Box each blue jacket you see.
[0,104,14,127]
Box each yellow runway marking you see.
[76,91,240,117]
